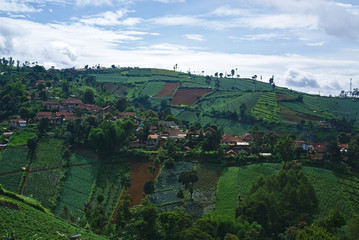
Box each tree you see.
[274,135,294,161]
[84,89,94,104]
[338,132,350,144]
[347,215,359,240]
[143,180,154,195]
[236,163,318,236]
[323,140,341,163]
[178,170,198,199]
[181,227,214,240]
[115,97,129,112]
[164,157,175,170]
[27,137,38,155]
[231,69,235,77]
[296,224,335,240]
[116,192,132,230]
[219,73,223,78]
[159,210,192,240]
[347,134,359,168]
[38,117,50,134]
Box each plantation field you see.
[140,81,166,97]
[183,164,222,218]
[89,161,130,219]
[32,138,63,169]
[170,88,212,106]
[23,169,64,209]
[54,164,99,217]
[337,174,359,214]
[175,110,199,123]
[156,82,180,97]
[70,150,98,165]
[7,131,37,146]
[0,147,28,174]
[151,68,178,77]
[128,68,151,76]
[149,162,193,210]
[280,102,328,120]
[302,167,354,219]
[0,172,22,193]
[95,73,128,83]
[250,92,280,123]
[0,193,107,239]
[214,164,280,218]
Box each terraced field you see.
[250,92,280,123]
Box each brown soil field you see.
[276,93,294,101]
[155,82,180,97]
[111,161,160,223]
[170,88,212,106]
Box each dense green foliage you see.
[236,163,318,236]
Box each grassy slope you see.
[0,192,107,239]
[214,164,358,221]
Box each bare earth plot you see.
[170,88,212,106]
[156,82,180,97]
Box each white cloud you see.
[77,10,142,27]
[242,14,318,30]
[185,34,204,41]
[247,0,359,40]
[238,33,283,41]
[306,41,325,46]
[0,0,38,13]
[211,5,243,17]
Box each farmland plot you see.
[54,163,98,217]
[170,88,212,106]
[156,82,180,97]
[303,167,354,219]
[140,81,166,97]
[337,175,359,214]
[32,138,63,169]
[214,164,280,218]
[149,162,193,210]
[0,173,22,193]
[183,164,222,218]
[0,147,28,174]
[89,161,130,219]
[250,92,280,123]
[23,169,64,209]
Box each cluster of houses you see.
[2,96,349,161]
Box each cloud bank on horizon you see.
[0,0,359,96]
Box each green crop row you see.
[54,164,98,217]
[250,92,280,123]
[23,169,64,209]
[0,148,28,174]
[151,68,178,77]
[32,138,63,169]
[303,167,354,219]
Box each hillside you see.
[91,67,359,135]
[0,185,107,239]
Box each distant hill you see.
[89,67,359,135]
[0,185,107,240]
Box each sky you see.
[0,0,359,96]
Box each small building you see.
[158,120,176,129]
[293,141,309,151]
[42,101,60,109]
[9,119,26,128]
[147,134,160,149]
[59,98,82,112]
